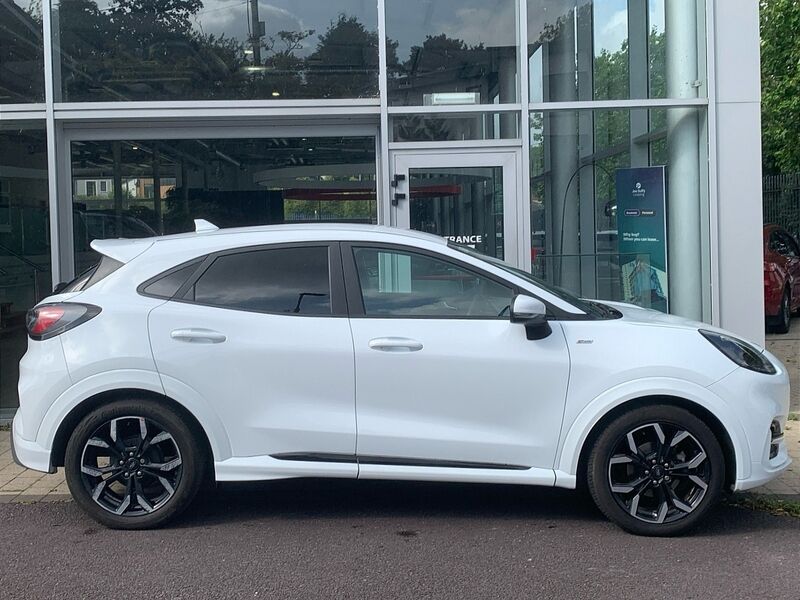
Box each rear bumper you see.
[11,413,54,474]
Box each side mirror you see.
[510,295,552,340]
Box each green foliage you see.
[761,0,800,174]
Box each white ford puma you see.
[11,223,791,535]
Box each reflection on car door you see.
[343,244,571,474]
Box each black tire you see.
[65,398,206,529]
[769,287,792,334]
[587,405,725,536]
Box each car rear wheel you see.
[775,288,792,333]
[587,405,725,536]
[65,399,205,529]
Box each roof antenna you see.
[194,219,219,233]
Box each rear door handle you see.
[170,328,227,344]
[368,337,423,352]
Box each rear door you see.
[147,242,357,468]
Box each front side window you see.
[353,247,513,318]
[185,246,331,315]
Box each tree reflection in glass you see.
[53,0,379,101]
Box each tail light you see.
[26,303,101,341]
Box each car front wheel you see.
[587,405,725,536]
[64,399,205,529]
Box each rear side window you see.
[141,259,203,299]
[62,256,123,292]
[183,246,331,315]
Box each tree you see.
[761,0,800,174]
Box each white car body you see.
[12,224,791,499]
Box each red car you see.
[764,223,800,333]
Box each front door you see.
[391,151,520,264]
[345,243,570,478]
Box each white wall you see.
[713,1,765,345]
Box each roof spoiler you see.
[194,219,219,233]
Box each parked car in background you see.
[764,224,800,333]
[12,223,791,536]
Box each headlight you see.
[699,329,777,375]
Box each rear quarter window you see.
[139,259,204,299]
[62,256,124,292]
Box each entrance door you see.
[391,151,519,264]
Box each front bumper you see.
[709,353,792,491]
[11,413,54,474]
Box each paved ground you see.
[0,479,799,599]
[766,317,800,412]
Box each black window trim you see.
[137,257,206,300]
[138,241,348,318]
[340,241,586,321]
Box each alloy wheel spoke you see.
[669,430,690,448]
[664,483,695,514]
[81,464,119,477]
[147,457,182,472]
[134,478,155,514]
[611,476,647,494]
[671,450,707,472]
[628,480,652,517]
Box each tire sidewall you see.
[587,405,725,537]
[64,398,204,530]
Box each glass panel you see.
[352,247,513,318]
[143,260,202,299]
[53,0,379,102]
[188,247,331,315]
[71,136,376,272]
[392,113,519,142]
[1,0,45,103]
[409,166,504,260]
[386,0,518,106]
[527,0,706,102]
[0,122,51,416]
[529,107,709,320]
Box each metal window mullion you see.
[529,98,707,111]
[519,0,532,272]
[378,0,391,227]
[705,0,720,326]
[387,104,523,115]
[42,0,63,287]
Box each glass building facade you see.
[0,0,757,417]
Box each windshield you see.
[449,243,611,319]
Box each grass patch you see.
[0,423,10,432]
[726,493,800,518]
[788,413,800,421]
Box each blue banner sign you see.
[616,166,668,313]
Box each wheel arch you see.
[50,388,215,483]
[573,395,737,492]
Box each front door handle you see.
[368,337,423,352]
[170,328,227,344]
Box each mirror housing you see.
[510,295,552,340]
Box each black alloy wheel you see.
[587,405,725,536]
[65,399,205,529]
[79,416,183,516]
[606,422,710,524]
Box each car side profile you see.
[764,223,800,333]
[12,223,791,536]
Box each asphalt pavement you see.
[1,479,798,599]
